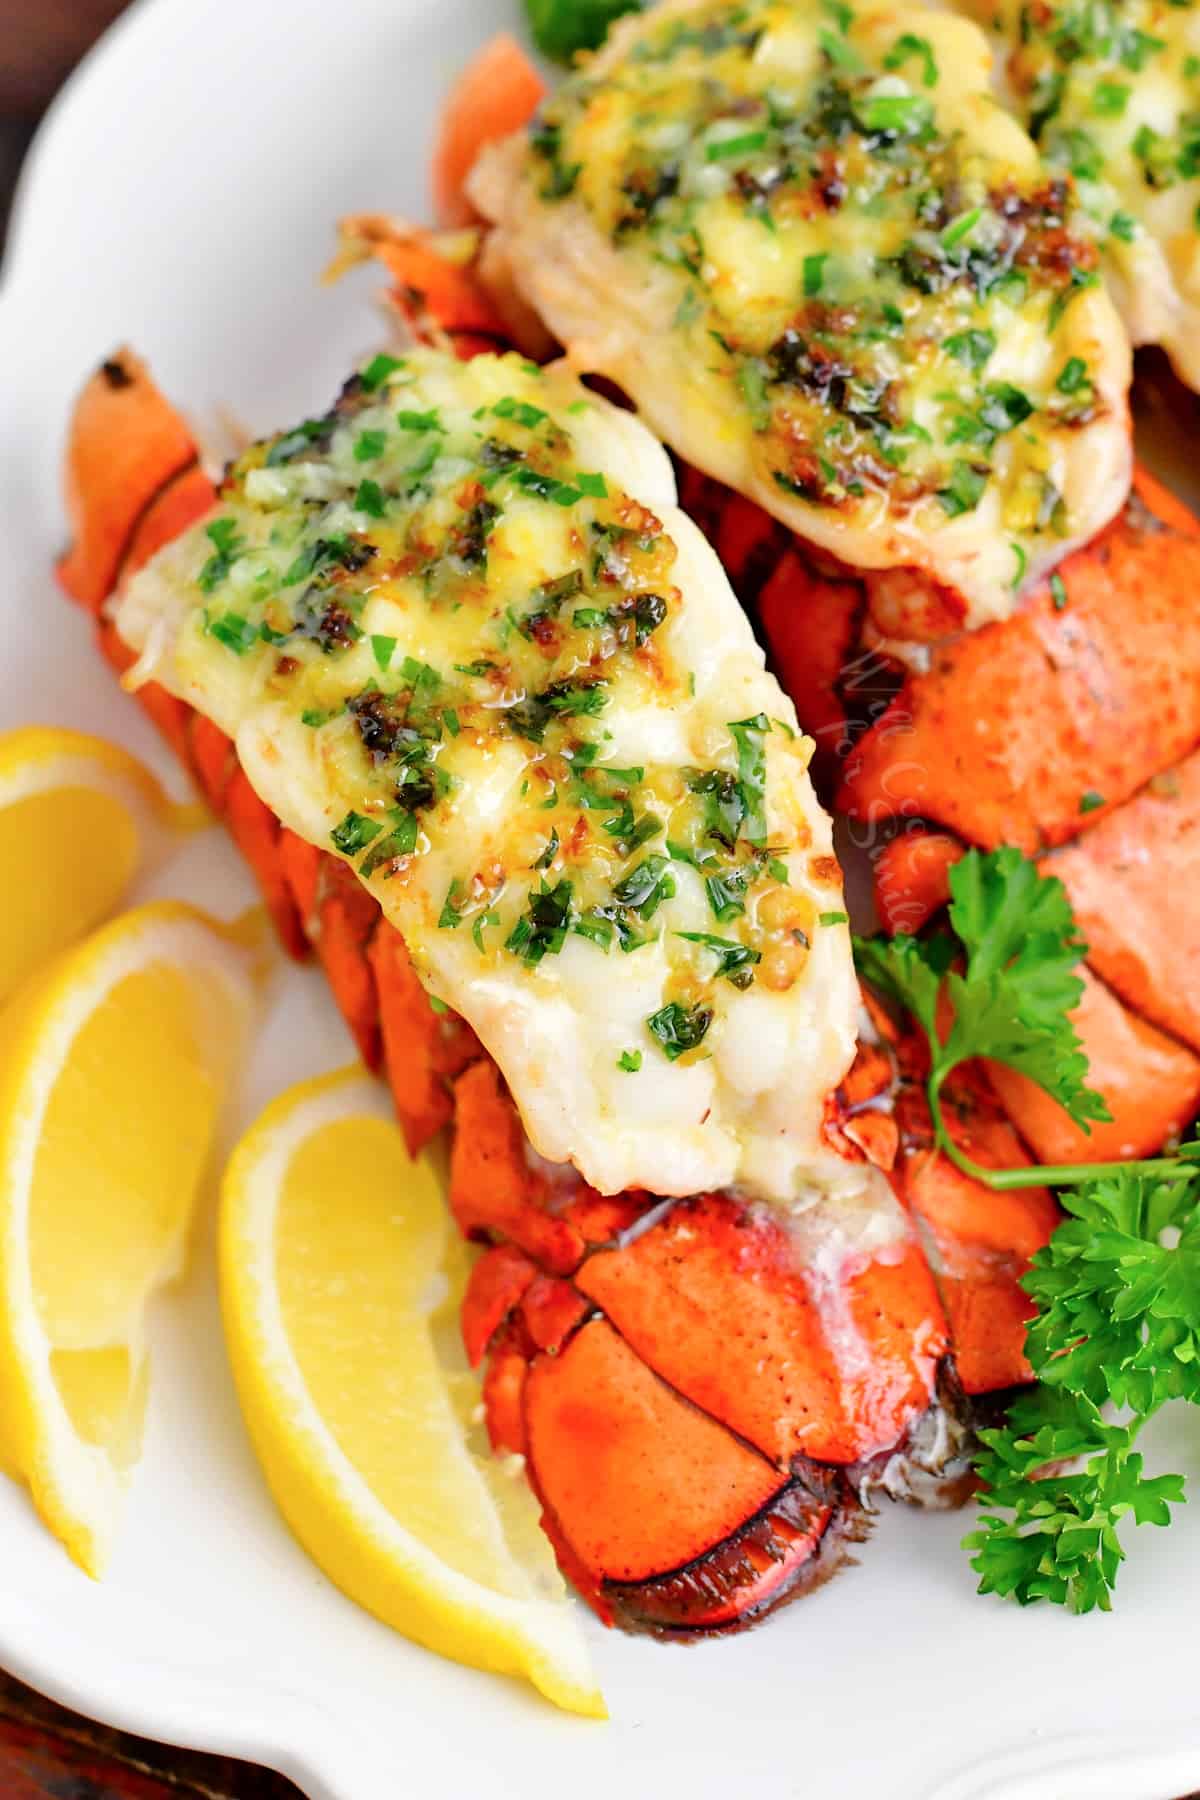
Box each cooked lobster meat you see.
[389,102,1200,1108]
[467,0,1132,640]
[111,344,865,1206]
[56,342,1023,1638]
[955,0,1200,393]
[691,455,1200,1171]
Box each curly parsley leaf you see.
[852,847,1155,1190]
[938,848,1105,1123]
[963,1150,1200,1610]
[1025,1167,1200,1411]
[525,0,642,61]
[965,1384,1185,1613]
[854,846,1200,1608]
[851,929,954,1041]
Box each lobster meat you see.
[55,304,1064,1637]
[689,456,1200,1164]
[314,22,1200,1633]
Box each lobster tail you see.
[55,280,1028,1641]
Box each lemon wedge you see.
[0,726,188,1004]
[219,1067,604,1718]
[0,901,258,1575]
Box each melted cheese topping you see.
[117,348,865,1206]
[470,0,1132,631]
[960,0,1200,391]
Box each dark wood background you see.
[0,3,302,1793]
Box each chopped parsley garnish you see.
[472,909,501,953]
[266,417,333,467]
[197,518,244,594]
[438,880,465,929]
[205,611,259,655]
[1050,571,1069,609]
[1047,268,1100,332]
[937,461,988,518]
[397,408,443,433]
[360,812,419,873]
[706,128,769,161]
[705,865,755,923]
[511,467,586,507]
[361,352,404,391]
[612,854,676,921]
[330,811,383,855]
[617,1048,643,1072]
[940,207,982,249]
[819,910,849,925]
[354,429,387,462]
[1079,789,1105,813]
[355,479,385,518]
[506,879,575,963]
[492,395,549,428]
[646,1000,714,1061]
[676,930,761,988]
[1091,79,1130,116]
[856,92,934,138]
[944,329,996,372]
[1056,356,1089,394]
[803,252,827,297]
[818,25,864,72]
[883,32,937,87]
[727,714,770,845]
[1010,542,1027,589]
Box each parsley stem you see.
[927,1066,1196,1191]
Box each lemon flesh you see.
[0,901,257,1573]
[220,1068,604,1718]
[0,727,183,1003]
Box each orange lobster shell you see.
[56,279,1074,1635]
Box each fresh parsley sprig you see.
[854,845,1200,1609]
[524,0,641,61]
[854,846,1191,1191]
[964,1161,1200,1611]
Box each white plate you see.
[2,4,1200,1795]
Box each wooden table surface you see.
[0,1671,301,1798]
[1,5,305,1793]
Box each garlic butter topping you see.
[470,0,1132,630]
[117,348,861,1203]
[965,0,1200,391]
